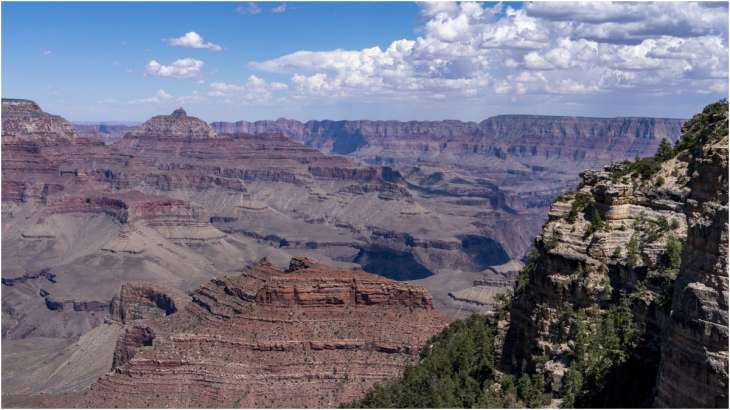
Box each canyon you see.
[3,97,690,406]
[344,100,728,409]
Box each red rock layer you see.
[80,258,448,408]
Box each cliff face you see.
[503,100,728,407]
[211,116,682,159]
[75,257,447,408]
[2,100,528,335]
[1,99,76,144]
[654,109,729,407]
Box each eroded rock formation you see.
[502,100,728,407]
[75,258,447,408]
[654,108,729,408]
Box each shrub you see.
[665,235,683,269]
[655,176,665,187]
[655,138,674,162]
[585,208,607,236]
[626,236,640,268]
[670,219,680,230]
[567,192,594,223]
[350,315,504,408]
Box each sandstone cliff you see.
[654,105,729,408]
[503,100,728,407]
[2,99,76,144]
[75,257,447,408]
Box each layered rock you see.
[502,100,728,407]
[122,108,216,141]
[212,116,682,159]
[73,123,136,145]
[654,107,729,408]
[2,99,76,144]
[76,258,448,408]
[212,115,684,260]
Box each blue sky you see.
[2,2,727,122]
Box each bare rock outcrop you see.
[502,100,727,407]
[2,99,76,144]
[123,108,217,140]
[76,258,448,408]
[654,108,729,408]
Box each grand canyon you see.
[2,1,728,409]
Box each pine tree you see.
[655,138,674,161]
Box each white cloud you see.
[130,89,173,104]
[272,3,287,14]
[165,32,222,51]
[145,58,204,78]
[208,75,288,102]
[235,2,261,15]
[249,2,727,101]
[42,50,52,56]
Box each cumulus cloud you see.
[272,3,287,14]
[525,2,727,44]
[235,2,261,15]
[247,2,727,104]
[130,89,173,104]
[42,49,52,56]
[145,58,204,78]
[208,75,288,102]
[165,32,222,51]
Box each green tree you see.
[626,236,640,267]
[655,138,674,161]
[665,235,683,269]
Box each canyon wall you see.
[503,100,728,407]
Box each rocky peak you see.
[2,98,76,143]
[170,107,187,118]
[124,108,216,140]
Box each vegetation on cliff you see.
[350,314,549,408]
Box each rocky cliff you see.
[503,100,728,407]
[2,99,76,144]
[211,116,681,158]
[654,105,729,408]
[73,123,136,145]
[2,100,528,330]
[72,257,447,408]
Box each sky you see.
[2,1,728,122]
